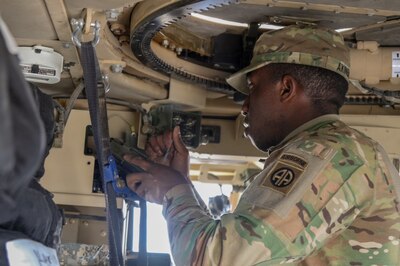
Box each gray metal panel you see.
[286,0,400,11]
[356,26,400,46]
[203,3,385,29]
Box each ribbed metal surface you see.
[345,95,388,105]
[130,0,239,94]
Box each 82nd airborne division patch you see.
[261,153,308,195]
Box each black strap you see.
[138,199,148,265]
[80,42,124,266]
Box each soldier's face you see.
[241,67,284,152]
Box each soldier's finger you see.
[156,134,167,152]
[145,143,159,160]
[163,130,173,152]
[133,183,148,199]
[123,155,152,171]
[149,135,163,156]
[126,174,141,190]
[172,126,187,154]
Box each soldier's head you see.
[227,25,350,151]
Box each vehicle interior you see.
[1,0,400,265]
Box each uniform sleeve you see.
[163,140,375,266]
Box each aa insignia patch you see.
[261,153,308,195]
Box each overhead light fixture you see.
[191,13,247,28]
[190,14,351,33]
[191,13,284,30]
[259,24,284,30]
[336,28,353,32]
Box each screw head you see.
[162,39,169,48]
[116,179,126,188]
[106,9,120,21]
[110,64,123,73]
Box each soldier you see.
[125,25,400,265]
[0,16,62,265]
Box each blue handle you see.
[103,155,141,201]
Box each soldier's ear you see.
[279,75,299,102]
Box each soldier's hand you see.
[124,156,188,204]
[146,126,190,179]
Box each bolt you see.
[110,64,123,73]
[100,230,107,237]
[70,18,83,29]
[82,221,89,227]
[119,35,129,45]
[185,119,196,127]
[200,137,209,146]
[272,16,281,24]
[102,74,110,93]
[183,133,195,140]
[162,39,169,48]
[116,179,126,188]
[110,23,126,36]
[106,9,120,21]
[63,43,71,48]
[176,47,183,55]
[70,18,78,26]
[141,124,153,134]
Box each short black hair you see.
[268,63,348,113]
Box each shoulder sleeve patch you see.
[261,153,308,196]
[239,141,336,218]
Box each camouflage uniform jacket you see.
[163,114,400,266]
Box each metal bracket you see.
[101,74,111,93]
[70,18,109,92]
[70,18,100,47]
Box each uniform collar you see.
[267,114,340,155]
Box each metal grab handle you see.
[71,18,100,47]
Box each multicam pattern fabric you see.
[58,243,109,265]
[163,115,400,266]
[226,25,350,95]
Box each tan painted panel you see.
[41,109,138,207]
[242,0,400,17]
[41,110,95,196]
[341,114,400,129]
[77,220,108,245]
[0,0,58,39]
[151,77,207,109]
[65,0,143,18]
[195,118,265,158]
